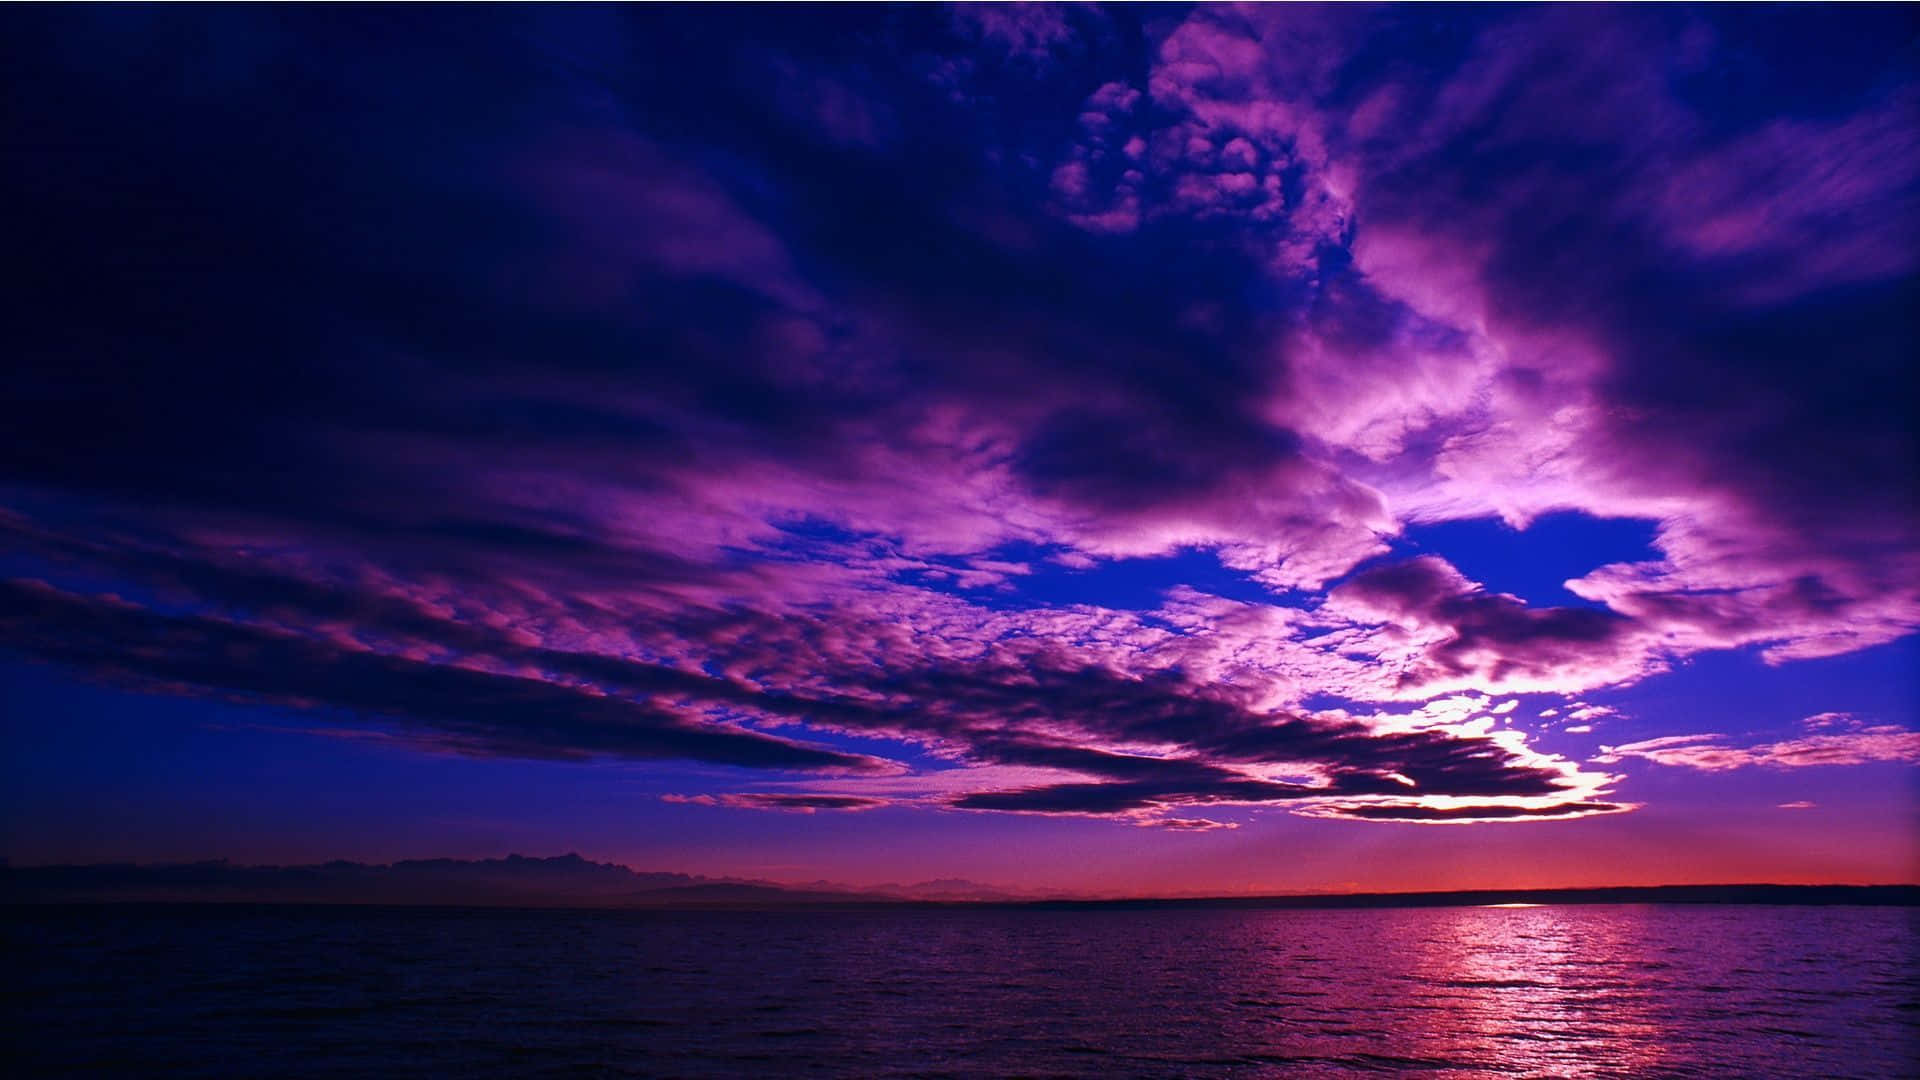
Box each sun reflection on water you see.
[1393,905,1674,1078]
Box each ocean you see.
[5,903,1914,1077]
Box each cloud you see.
[1596,724,1920,772]
[1650,90,1920,304]
[0,565,1625,824]
[1145,816,1240,832]
[665,793,887,814]
[0,580,895,774]
[1,6,1914,833]
[948,3,1084,64]
[1297,801,1632,824]
[1324,556,1651,696]
[1317,7,1920,669]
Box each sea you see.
[4,903,1914,1077]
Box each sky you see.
[3,5,1917,896]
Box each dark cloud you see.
[1330,556,1638,693]
[0,580,891,773]
[732,793,885,811]
[668,793,889,813]
[948,725,1586,816]
[1314,802,1631,823]
[953,776,1313,815]
[0,568,1610,822]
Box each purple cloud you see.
[1,6,1913,835]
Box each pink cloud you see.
[1597,727,1920,771]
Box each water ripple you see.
[4,904,1914,1078]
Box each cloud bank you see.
[2,6,1914,826]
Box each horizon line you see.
[5,856,1915,910]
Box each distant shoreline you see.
[1013,883,1920,911]
[4,871,1915,913]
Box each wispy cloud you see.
[1597,715,1920,772]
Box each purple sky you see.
[3,5,1916,893]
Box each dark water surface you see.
[5,904,1915,1077]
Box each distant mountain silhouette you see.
[881,878,1054,902]
[2,856,1913,908]
[0,854,1020,907]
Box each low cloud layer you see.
[2,7,1914,827]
